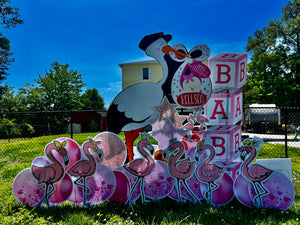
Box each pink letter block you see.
[209,53,247,89]
[203,125,242,163]
[204,88,243,125]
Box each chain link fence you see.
[0,107,299,164]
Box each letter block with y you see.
[203,125,242,163]
[204,88,243,125]
[209,53,247,89]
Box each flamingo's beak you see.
[96,148,103,160]
[64,155,70,166]
[194,152,200,162]
[146,145,154,155]
[162,148,171,160]
[240,151,247,161]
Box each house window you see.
[142,67,149,80]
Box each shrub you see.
[0,118,22,138]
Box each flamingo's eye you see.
[59,149,67,157]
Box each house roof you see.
[119,59,158,67]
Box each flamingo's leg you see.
[125,127,145,162]
[74,177,90,194]
[127,177,141,206]
[253,182,269,208]
[82,177,91,206]
[183,180,199,204]
[139,177,151,204]
[253,182,263,207]
[36,183,49,208]
[45,184,56,207]
[204,183,211,203]
[177,179,183,203]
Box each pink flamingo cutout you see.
[67,137,102,206]
[124,132,155,205]
[183,114,195,142]
[238,138,273,207]
[194,140,224,204]
[194,107,208,134]
[163,138,198,203]
[31,140,69,208]
[183,114,195,130]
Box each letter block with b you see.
[203,125,242,163]
[209,53,247,89]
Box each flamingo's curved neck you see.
[169,142,185,165]
[241,148,257,173]
[137,141,152,162]
[188,116,194,124]
[83,143,96,164]
[46,143,62,166]
[199,145,215,166]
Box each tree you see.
[35,62,85,111]
[16,83,44,111]
[244,0,300,106]
[80,88,105,110]
[24,62,86,134]
[0,82,19,112]
[0,0,23,97]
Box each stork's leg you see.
[124,127,145,162]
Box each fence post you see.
[70,110,73,139]
[284,107,288,158]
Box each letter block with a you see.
[203,125,242,163]
[204,88,243,125]
[209,53,247,89]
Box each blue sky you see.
[4,0,289,108]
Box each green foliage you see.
[89,120,98,132]
[244,0,300,107]
[35,62,85,111]
[0,83,20,112]
[25,123,35,137]
[16,83,44,111]
[0,117,21,138]
[0,0,23,97]
[80,88,105,110]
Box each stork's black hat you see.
[139,32,172,51]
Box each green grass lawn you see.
[0,133,300,224]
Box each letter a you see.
[210,100,228,120]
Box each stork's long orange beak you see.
[162,45,200,62]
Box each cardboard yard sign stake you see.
[12,32,295,210]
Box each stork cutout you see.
[107,32,212,162]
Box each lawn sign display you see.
[13,32,295,210]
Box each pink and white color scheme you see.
[12,33,295,210]
[169,44,212,108]
[209,53,247,89]
[203,125,242,163]
[204,88,243,125]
